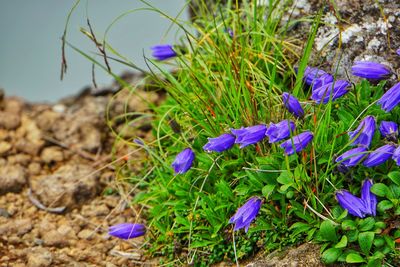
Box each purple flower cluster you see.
[336,179,377,218]
[336,118,400,171]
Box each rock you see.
[245,243,323,267]
[40,146,64,164]
[7,154,32,166]
[0,141,12,155]
[0,218,32,236]
[14,116,44,156]
[42,229,69,248]
[28,162,42,176]
[77,229,95,240]
[0,208,10,218]
[0,111,21,130]
[27,247,53,267]
[31,164,100,210]
[0,164,27,195]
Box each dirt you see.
[0,79,162,266]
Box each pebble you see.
[27,247,53,267]
[0,164,27,195]
[42,229,69,248]
[40,146,64,164]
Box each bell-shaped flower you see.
[282,92,304,118]
[335,147,367,168]
[109,223,146,240]
[231,125,267,148]
[363,144,396,167]
[171,148,195,174]
[151,44,177,60]
[397,49,400,56]
[311,80,350,104]
[229,197,262,232]
[392,146,400,166]
[203,133,235,152]
[379,121,398,142]
[266,120,295,143]
[336,190,368,218]
[280,131,313,155]
[361,179,377,216]
[351,61,391,80]
[302,66,329,86]
[377,82,400,112]
[348,116,376,147]
[312,73,334,90]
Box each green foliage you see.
[68,0,400,265]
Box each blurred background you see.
[0,0,188,102]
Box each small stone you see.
[57,224,77,240]
[27,247,53,267]
[0,141,12,155]
[28,162,41,176]
[0,208,10,218]
[0,218,32,236]
[0,164,27,195]
[40,146,64,164]
[7,154,31,166]
[42,229,69,248]
[0,111,21,130]
[77,229,95,240]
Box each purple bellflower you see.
[351,61,391,80]
[171,148,195,174]
[348,116,376,147]
[397,49,400,56]
[109,223,146,240]
[311,80,350,104]
[312,73,334,90]
[377,82,400,112]
[379,121,398,141]
[266,120,296,143]
[303,66,329,86]
[231,125,267,148]
[151,44,177,60]
[335,146,367,169]
[361,179,377,216]
[229,197,262,232]
[392,146,400,166]
[335,179,377,218]
[336,191,368,218]
[203,133,235,152]
[280,131,313,155]
[363,144,396,167]
[282,92,304,118]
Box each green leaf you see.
[346,253,365,263]
[377,200,393,212]
[388,171,400,186]
[277,171,294,185]
[321,248,342,264]
[262,184,275,198]
[334,235,348,248]
[319,220,337,242]
[358,232,374,254]
[358,217,375,232]
[371,183,388,197]
[342,220,357,231]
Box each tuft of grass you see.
[65,0,400,266]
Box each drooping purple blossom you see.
[151,44,177,60]
[361,179,377,216]
[312,73,334,90]
[280,131,313,155]
[351,61,391,80]
[348,116,376,147]
[397,49,400,56]
[302,66,329,86]
[335,147,367,169]
[282,92,304,118]
[171,148,195,174]
[266,120,296,143]
[377,82,400,112]
[335,179,377,218]
[311,80,350,104]
[229,197,262,232]
[336,190,368,218]
[363,144,396,167]
[379,121,398,141]
[231,125,267,148]
[392,146,400,166]
[203,133,236,152]
[109,223,146,240]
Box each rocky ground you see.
[0,79,163,267]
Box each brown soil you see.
[0,80,163,267]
